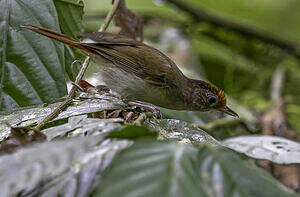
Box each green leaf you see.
[0,0,67,111]
[108,125,158,139]
[197,146,296,197]
[93,140,296,197]
[53,0,84,80]
[93,140,203,197]
[222,135,300,164]
[53,0,84,39]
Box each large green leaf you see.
[196,146,296,197]
[93,140,296,197]
[0,0,85,111]
[93,140,203,197]
[0,0,66,110]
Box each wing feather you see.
[82,32,186,88]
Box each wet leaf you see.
[28,139,131,196]
[146,119,220,145]
[0,135,131,196]
[0,94,126,141]
[222,135,300,164]
[42,115,123,140]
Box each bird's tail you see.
[20,25,89,52]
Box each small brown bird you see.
[21,25,238,117]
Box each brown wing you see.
[81,32,187,88]
[21,26,186,88]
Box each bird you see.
[21,25,238,118]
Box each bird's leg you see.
[77,80,117,97]
[125,100,162,119]
[95,85,111,94]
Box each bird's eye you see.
[208,96,217,105]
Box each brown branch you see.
[165,0,300,59]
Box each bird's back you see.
[82,32,187,89]
[83,32,189,109]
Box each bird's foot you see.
[78,80,112,95]
[125,100,162,119]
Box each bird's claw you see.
[126,100,162,119]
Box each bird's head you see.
[190,79,239,117]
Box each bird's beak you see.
[218,106,239,117]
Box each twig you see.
[98,0,120,32]
[270,67,285,101]
[262,66,287,137]
[85,12,183,26]
[34,56,90,129]
[34,0,121,129]
[260,66,300,191]
[165,0,300,59]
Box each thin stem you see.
[98,0,120,32]
[34,56,90,130]
[270,67,285,101]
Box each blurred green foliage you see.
[84,0,300,136]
